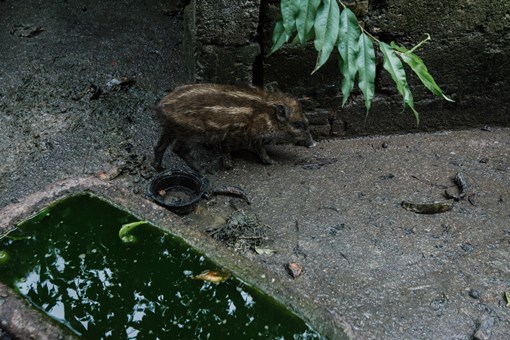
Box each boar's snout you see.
[305,137,317,148]
[295,132,317,148]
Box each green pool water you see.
[0,194,322,339]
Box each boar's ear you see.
[264,81,281,93]
[275,104,291,122]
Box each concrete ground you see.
[203,128,510,339]
[2,128,510,339]
[1,1,509,339]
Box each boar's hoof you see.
[306,139,318,148]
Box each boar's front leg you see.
[254,142,275,165]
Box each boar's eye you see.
[291,121,306,130]
[275,104,291,121]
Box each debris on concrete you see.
[105,77,135,91]
[207,210,268,251]
[98,167,123,181]
[468,288,481,300]
[300,157,338,170]
[473,315,495,340]
[10,24,44,37]
[401,201,454,214]
[444,172,468,201]
[254,246,276,255]
[210,185,251,204]
[286,262,303,279]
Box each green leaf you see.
[380,42,419,124]
[312,0,340,73]
[356,33,376,113]
[337,7,361,106]
[119,220,147,244]
[269,21,289,55]
[0,250,10,266]
[391,42,454,102]
[281,0,300,35]
[289,32,301,46]
[295,0,320,45]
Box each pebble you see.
[473,315,494,340]
[468,289,481,299]
[461,242,474,254]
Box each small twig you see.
[340,252,350,264]
[407,285,432,291]
[411,175,449,189]
[238,236,264,240]
[319,206,341,213]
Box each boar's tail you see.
[153,104,171,128]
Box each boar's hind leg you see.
[219,142,233,169]
[173,142,206,174]
[153,132,173,172]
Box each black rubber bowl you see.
[146,170,209,215]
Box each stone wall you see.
[185,0,510,136]
[185,0,261,84]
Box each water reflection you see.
[0,195,323,339]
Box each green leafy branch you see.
[270,0,454,123]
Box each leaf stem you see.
[406,33,431,53]
[359,25,380,44]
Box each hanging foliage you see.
[270,0,453,123]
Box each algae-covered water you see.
[0,194,322,339]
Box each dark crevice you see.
[369,0,388,11]
[252,0,268,86]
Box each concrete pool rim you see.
[0,176,355,339]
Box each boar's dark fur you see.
[153,83,316,173]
